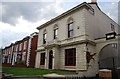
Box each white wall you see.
[36,3,120,77]
[37,8,86,48]
[85,4,119,40]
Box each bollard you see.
[99,69,112,79]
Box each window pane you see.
[68,23,73,38]
[111,24,115,32]
[55,29,58,35]
[44,33,46,39]
[22,52,26,63]
[40,53,45,65]
[16,45,18,51]
[24,41,26,50]
[70,31,73,37]
[68,50,73,57]
[19,43,22,51]
[54,29,58,39]
[68,58,73,65]
[69,23,73,30]
[43,33,47,44]
[65,48,76,66]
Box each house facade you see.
[11,36,29,66]
[2,43,14,64]
[2,32,38,68]
[36,1,120,77]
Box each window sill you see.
[67,37,74,40]
[65,65,76,67]
[64,66,76,68]
[40,64,45,66]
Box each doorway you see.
[48,50,53,69]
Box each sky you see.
[0,0,120,48]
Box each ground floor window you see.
[16,54,22,64]
[40,53,45,65]
[4,56,8,63]
[65,48,76,66]
[22,52,26,64]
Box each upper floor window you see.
[16,45,18,51]
[12,46,13,52]
[5,50,6,55]
[43,29,47,44]
[54,25,58,39]
[111,23,115,32]
[67,17,74,38]
[8,48,10,54]
[19,43,22,51]
[24,41,27,50]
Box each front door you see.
[49,50,53,69]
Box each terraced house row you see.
[2,32,38,68]
[2,0,120,77]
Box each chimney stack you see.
[91,0,97,3]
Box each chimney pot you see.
[91,0,97,3]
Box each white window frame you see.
[16,45,18,51]
[24,41,27,50]
[43,29,47,44]
[68,20,74,38]
[19,43,22,51]
[54,25,58,39]
[111,23,115,32]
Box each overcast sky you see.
[0,0,119,48]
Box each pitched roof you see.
[37,2,94,30]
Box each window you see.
[22,52,26,63]
[112,43,117,49]
[12,46,13,52]
[9,48,10,54]
[19,43,22,51]
[65,48,76,66]
[16,45,18,51]
[24,41,27,50]
[111,23,115,32]
[43,30,47,44]
[40,53,45,65]
[16,54,22,63]
[68,18,74,38]
[54,25,58,39]
[54,29,58,39]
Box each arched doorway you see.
[48,50,53,69]
[99,43,120,69]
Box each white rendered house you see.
[36,1,120,77]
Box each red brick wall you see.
[29,35,38,68]
[2,34,38,68]
[14,38,29,67]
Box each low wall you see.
[2,63,27,67]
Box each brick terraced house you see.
[35,1,120,77]
[2,32,38,68]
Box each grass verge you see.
[2,67,75,76]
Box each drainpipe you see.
[26,37,32,67]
